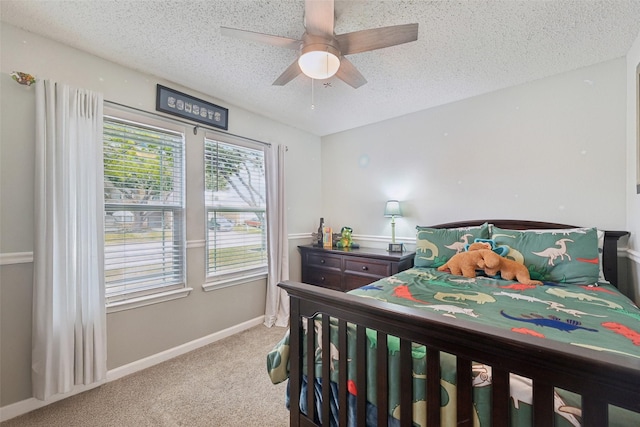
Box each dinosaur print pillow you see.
[414,223,490,268]
[490,226,601,285]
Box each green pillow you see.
[490,226,600,284]
[414,223,490,268]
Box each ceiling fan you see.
[221,0,418,89]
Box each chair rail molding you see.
[0,252,34,265]
[0,242,635,266]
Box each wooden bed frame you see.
[279,220,637,427]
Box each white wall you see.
[321,58,630,285]
[626,31,640,302]
[0,22,321,411]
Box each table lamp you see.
[384,200,403,252]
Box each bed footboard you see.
[280,280,640,427]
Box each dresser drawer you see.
[344,258,391,278]
[305,267,342,291]
[306,252,342,269]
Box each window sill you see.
[106,287,193,313]
[202,271,267,292]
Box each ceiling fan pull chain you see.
[311,78,315,110]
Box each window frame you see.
[103,106,190,312]
[203,132,268,288]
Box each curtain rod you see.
[105,100,271,147]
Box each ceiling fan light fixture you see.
[298,45,340,80]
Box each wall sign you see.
[156,84,228,130]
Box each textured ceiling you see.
[2,0,640,136]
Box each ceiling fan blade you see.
[336,23,419,55]
[221,27,301,50]
[335,57,367,89]
[272,59,302,86]
[304,0,334,36]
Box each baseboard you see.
[0,381,106,422]
[0,315,264,422]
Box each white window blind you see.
[204,138,267,277]
[103,116,185,303]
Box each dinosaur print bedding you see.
[267,267,640,427]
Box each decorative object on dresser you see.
[335,226,359,249]
[299,245,415,292]
[315,217,324,247]
[384,199,404,252]
[322,226,333,248]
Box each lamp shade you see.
[298,46,340,80]
[384,200,402,217]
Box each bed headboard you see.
[426,219,629,286]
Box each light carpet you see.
[2,325,290,426]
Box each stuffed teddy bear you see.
[439,241,543,285]
[437,248,501,278]
[482,257,542,285]
[467,241,492,251]
[465,242,542,285]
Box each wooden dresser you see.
[299,245,415,292]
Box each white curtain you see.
[264,144,290,327]
[32,80,107,400]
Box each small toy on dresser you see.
[335,226,360,249]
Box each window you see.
[204,137,267,279]
[103,116,185,305]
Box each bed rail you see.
[280,280,640,427]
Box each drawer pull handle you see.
[320,276,325,281]
[362,266,368,271]
[320,259,325,264]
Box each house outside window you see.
[103,115,186,306]
[204,137,267,281]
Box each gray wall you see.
[626,30,640,303]
[321,58,626,235]
[0,23,321,408]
